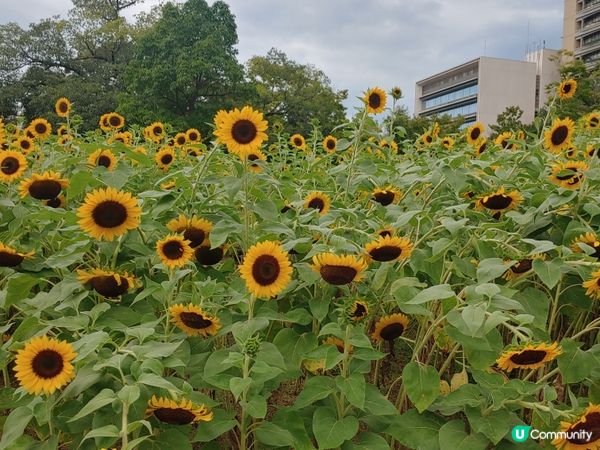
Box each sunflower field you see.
[1,83,600,450]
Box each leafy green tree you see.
[246,48,347,135]
[489,106,527,138]
[550,58,600,120]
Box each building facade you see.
[563,0,600,67]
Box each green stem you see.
[239,354,251,450]
[121,401,129,449]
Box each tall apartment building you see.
[414,50,560,131]
[563,0,600,67]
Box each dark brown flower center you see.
[591,117,599,127]
[31,350,64,378]
[97,155,112,168]
[425,135,432,143]
[510,259,532,274]
[252,255,281,286]
[153,407,196,425]
[194,245,224,265]
[556,169,577,181]
[183,228,205,248]
[551,125,569,146]
[308,197,325,212]
[92,201,127,228]
[380,322,405,341]
[34,123,48,135]
[1,156,20,175]
[0,251,24,267]
[89,275,130,297]
[109,115,121,127]
[293,137,303,147]
[509,349,547,365]
[188,132,198,141]
[153,126,163,135]
[231,119,257,144]
[58,101,69,113]
[179,311,212,329]
[368,93,382,109]
[566,412,600,444]
[176,136,186,145]
[163,240,185,260]
[326,139,336,150]
[351,302,367,318]
[45,197,62,208]
[379,230,393,238]
[29,180,62,200]
[373,191,395,206]
[320,265,357,285]
[20,140,31,150]
[470,128,481,140]
[482,194,513,210]
[369,245,403,262]
[562,83,572,94]
[161,153,173,165]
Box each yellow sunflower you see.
[77,268,137,298]
[0,242,34,267]
[466,122,485,145]
[364,235,413,262]
[14,335,77,395]
[371,313,409,343]
[363,87,387,114]
[475,187,522,214]
[503,254,545,280]
[15,136,35,154]
[496,342,561,371]
[77,187,141,241]
[174,132,187,147]
[474,138,488,156]
[323,336,353,353]
[583,269,600,300]
[156,234,194,269]
[43,195,66,209]
[106,112,125,130]
[146,395,213,425]
[441,136,455,150]
[311,253,368,285]
[348,300,369,321]
[244,149,267,173]
[379,139,399,154]
[552,404,600,450]
[160,180,176,190]
[584,112,600,130]
[304,191,331,215]
[587,143,600,159]
[322,135,337,153]
[167,214,213,248]
[87,149,117,171]
[109,131,132,146]
[54,97,72,117]
[420,132,434,146]
[57,125,68,136]
[565,144,578,159]
[170,303,221,337]
[377,228,394,238]
[372,187,401,206]
[544,118,575,153]
[29,118,52,140]
[391,86,402,99]
[239,241,292,298]
[145,122,165,143]
[0,150,27,182]
[571,232,600,260]
[186,128,201,143]
[290,133,306,150]
[155,147,176,170]
[557,79,577,100]
[549,161,588,190]
[494,131,515,150]
[19,172,69,200]
[213,106,268,156]
[194,245,226,266]
[99,114,112,132]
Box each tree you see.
[489,105,527,138]
[549,57,600,120]
[246,48,347,135]
[119,0,246,130]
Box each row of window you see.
[584,48,600,62]
[423,84,478,109]
[581,12,600,29]
[581,0,600,11]
[459,118,477,130]
[582,29,600,45]
[423,101,478,119]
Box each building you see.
[563,0,600,68]
[414,51,560,131]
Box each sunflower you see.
[552,404,600,450]
[363,87,387,114]
[474,138,487,156]
[167,214,213,248]
[77,187,141,241]
[371,313,409,343]
[99,114,112,132]
[43,195,66,209]
[290,133,306,150]
[0,150,27,182]
[106,112,125,130]
[155,147,176,170]
[146,395,213,425]
[311,253,367,285]
[304,191,331,215]
[379,139,399,154]
[322,135,337,153]
[14,335,76,395]
[544,118,575,153]
[213,106,268,156]
[29,118,52,140]
[571,232,600,259]
[239,241,292,298]
[496,342,561,371]
[303,359,325,374]
[57,135,74,147]
[503,254,544,280]
[420,132,433,146]
[55,98,72,117]
[466,122,485,145]
[565,144,578,159]
[169,303,221,337]
[78,268,137,298]
[587,143,600,158]
[156,234,194,269]
[15,136,35,154]
[0,242,34,267]
[557,79,577,99]
[372,187,401,206]
[348,300,369,321]
[494,131,515,150]
[144,122,165,143]
[583,269,600,300]
[391,86,402,99]
[160,180,176,190]
[323,337,353,353]
[475,187,522,214]
[195,245,225,266]
[57,124,69,136]
[244,149,267,173]
[377,228,394,238]
[584,112,600,129]
[109,131,132,146]
[174,132,187,147]
[364,235,413,262]
[441,136,455,150]
[19,172,69,200]
[87,149,117,171]
[186,128,201,143]
[549,161,588,190]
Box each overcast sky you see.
[3,0,565,114]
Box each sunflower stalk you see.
[120,401,129,449]
[344,109,368,201]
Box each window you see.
[423,84,478,109]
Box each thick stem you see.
[121,401,129,449]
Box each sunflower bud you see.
[243,335,261,358]
[391,86,403,100]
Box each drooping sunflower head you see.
[377,228,394,238]
[552,404,600,449]
[290,133,306,150]
[55,98,72,117]
[390,86,402,99]
[549,161,588,190]
[564,143,578,159]
[323,336,353,353]
[420,132,434,146]
[583,269,600,300]
[195,244,225,266]
[571,232,600,260]
[348,300,369,321]
[372,187,401,206]
[494,131,515,150]
[364,235,413,263]
[43,195,66,209]
[213,106,268,156]
[503,254,545,280]
[167,214,213,248]
[304,191,331,215]
[87,149,117,171]
[109,131,132,146]
[0,150,27,182]
[371,313,409,343]
[155,147,176,170]
[557,78,577,99]
[156,234,194,270]
[185,128,201,143]
[77,187,141,241]
[587,143,600,159]
[146,395,213,425]
[244,149,267,173]
[584,112,600,129]
[475,186,522,213]
[169,303,221,337]
[14,335,77,395]
[466,122,485,145]
[363,87,387,114]
[77,268,137,298]
[160,180,176,190]
[322,135,337,153]
[473,138,487,156]
[441,136,455,150]
[311,253,368,285]
[19,172,69,200]
[29,118,52,140]
[0,242,34,267]
[239,241,292,298]
[544,117,575,153]
[496,342,561,371]
[99,114,111,132]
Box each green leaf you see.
[460,305,487,337]
[557,338,594,383]
[192,409,236,442]
[532,259,563,289]
[342,432,390,450]
[68,389,116,422]
[229,377,252,401]
[255,421,295,447]
[385,409,443,450]
[293,376,336,409]
[81,424,120,442]
[243,394,267,419]
[466,407,512,445]
[476,258,508,283]
[402,362,440,413]
[438,420,489,450]
[137,373,179,392]
[312,406,359,449]
[363,383,398,416]
[118,385,140,406]
[407,284,455,305]
[4,274,41,308]
[0,406,33,450]
[336,373,366,409]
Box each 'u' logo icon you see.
[512,425,532,443]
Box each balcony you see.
[577,39,600,58]
[577,1,600,18]
[576,17,600,37]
